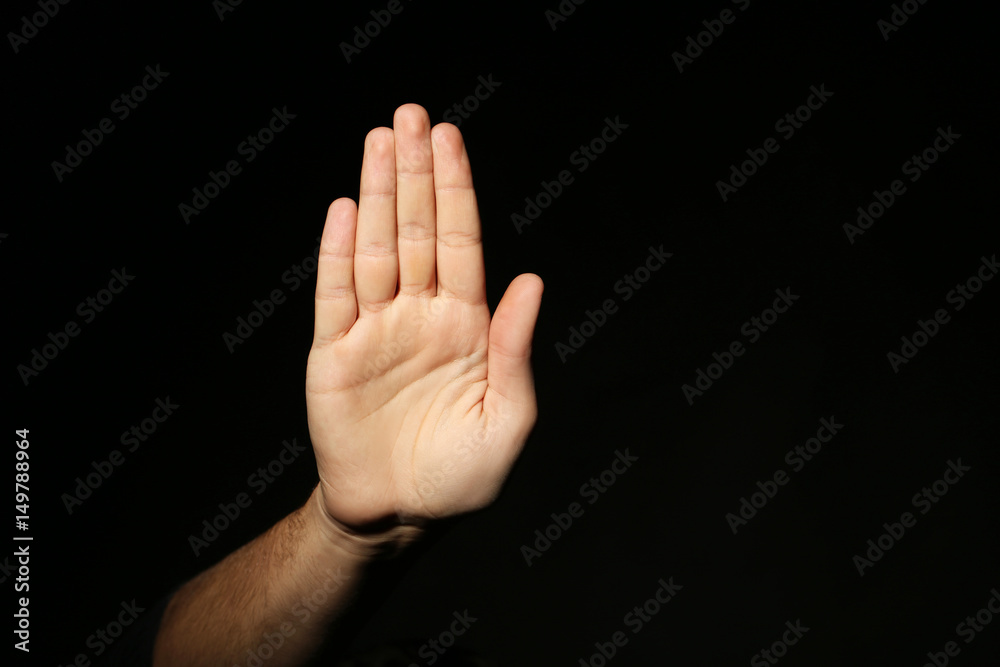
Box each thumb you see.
[486,273,544,416]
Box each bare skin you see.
[153,103,543,665]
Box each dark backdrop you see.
[6,0,998,665]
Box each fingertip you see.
[431,123,464,154]
[516,272,544,297]
[327,196,357,218]
[505,274,544,315]
[323,198,358,244]
[365,127,395,155]
[394,103,431,130]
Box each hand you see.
[305,104,543,530]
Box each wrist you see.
[308,485,424,560]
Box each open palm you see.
[306,104,543,529]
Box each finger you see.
[431,123,486,305]
[485,273,544,416]
[355,127,399,313]
[393,104,437,296]
[314,197,359,344]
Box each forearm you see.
[153,486,418,666]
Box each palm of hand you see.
[306,105,543,529]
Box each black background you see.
[5,0,999,665]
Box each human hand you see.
[306,104,543,530]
